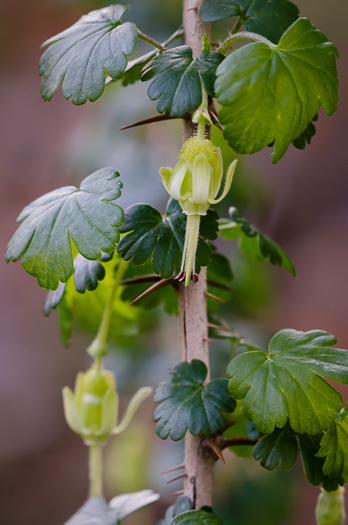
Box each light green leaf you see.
[44,254,138,347]
[141,46,224,117]
[215,18,338,163]
[317,404,348,484]
[200,0,299,43]
[6,168,123,290]
[219,207,296,275]
[40,5,137,105]
[227,329,348,434]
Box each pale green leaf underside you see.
[215,18,338,163]
[227,329,348,434]
[40,5,137,105]
[317,404,348,483]
[6,168,123,290]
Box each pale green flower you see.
[159,134,237,285]
[315,487,346,525]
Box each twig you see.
[137,29,167,52]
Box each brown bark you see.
[177,0,216,510]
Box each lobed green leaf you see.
[6,168,123,290]
[154,360,236,441]
[227,329,348,435]
[40,5,137,105]
[317,404,348,484]
[219,207,296,275]
[200,0,299,43]
[117,198,218,279]
[141,46,224,116]
[215,18,338,163]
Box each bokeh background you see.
[1,0,348,523]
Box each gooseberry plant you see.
[6,0,348,524]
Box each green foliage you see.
[219,207,296,275]
[141,46,224,116]
[215,18,338,163]
[40,5,137,105]
[227,329,348,434]
[292,114,318,150]
[44,255,138,347]
[170,510,223,524]
[158,496,192,525]
[252,422,298,470]
[200,0,299,43]
[64,490,160,525]
[6,168,123,290]
[317,404,348,484]
[117,199,218,279]
[154,359,236,440]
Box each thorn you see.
[161,463,185,475]
[173,490,185,496]
[119,114,176,131]
[203,337,215,343]
[208,323,231,332]
[167,473,187,484]
[208,109,224,132]
[121,274,161,286]
[130,279,171,305]
[205,292,228,304]
[203,440,225,463]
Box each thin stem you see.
[184,214,201,286]
[218,31,273,55]
[137,29,167,52]
[231,16,243,35]
[89,444,103,497]
[87,259,129,358]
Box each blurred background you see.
[0,0,347,523]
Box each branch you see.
[137,29,167,52]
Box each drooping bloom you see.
[159,133,237,285]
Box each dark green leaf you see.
[141,46,224,116]
[158,496,192,525]
[154,359,236,441]
[117,199,218,279]
[298,434,342,491]
[215,18,338,163]
[65,491,160,525]
[200,0,299,43]
[219,207,296,275]
[73,252,113,293]
[227,329,348,435]
[171,510,223,525]
[252,422,298,470]
[317,404,348,484]
[292,114,318,150]
[40,5,137,105]
[6,168,123,290]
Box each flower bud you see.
[316,487,346,525]
[63,368,118,445]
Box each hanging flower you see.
[159,130,237,285]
